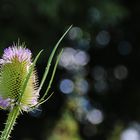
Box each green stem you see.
[0,106,20,140]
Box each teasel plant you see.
[0,25,72,140]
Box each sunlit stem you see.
[0,51,43,140]
[0,106,20,140]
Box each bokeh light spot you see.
[60,79,74,94]
[59,47,89,70]
[68,27,83,40]
[96,30,111,47]
[86,109,104,125]
[121,128,140,140]
[74,50,89,66]
[94,80,108,93]
[88,7,101,23]
[76,79,89,95]
[114,65,128,80]
[92,66,106,81]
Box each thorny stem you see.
[0,50,43,140]
[0,106,20,140]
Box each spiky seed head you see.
[0,44,39,111]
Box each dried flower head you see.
[0,44,38,111]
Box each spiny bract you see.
[0,44,38,111]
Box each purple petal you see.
[1,46,32,64]
[0,97,10,109]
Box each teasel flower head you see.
[0,44,39,111]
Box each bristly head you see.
[0,43,39,111]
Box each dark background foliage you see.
[0,0,140,140]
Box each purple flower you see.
[0,45,32,65]
[0,44,38,111]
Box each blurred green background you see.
[0,0,140,140]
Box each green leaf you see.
[39,49,63,102]
[38,25,72,92]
